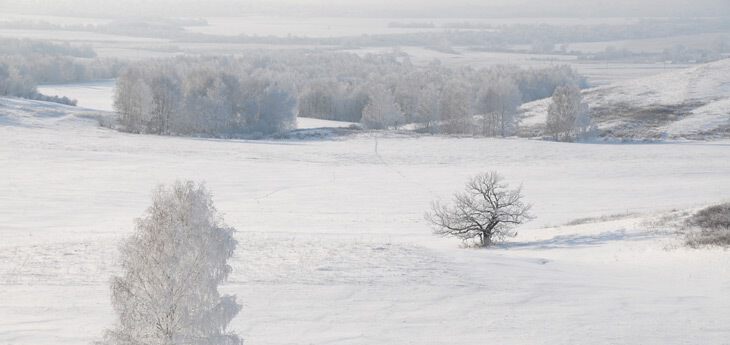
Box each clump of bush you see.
[685,203,730,248]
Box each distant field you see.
[347,46,691,85]
[0,13,112,26]
[0,14,708,86]
[0,28,169,43]
[185,16,640,38]
[565,31,730,53]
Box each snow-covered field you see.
[0,29,169,43]
[0,13,112,26]
[186,16,639,38]
[564,31,730,54]
[38,80,116,112]
[186,16,446,37]
[1,97,730,344]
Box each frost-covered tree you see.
[477,77,522,137]
[298,80,336,119]
[115,71,154,133]
[260,83,298,132]
[112,53,584,137]
[0,38,122,105]
[0,64,8,94]
[427,172,532,247]
[361,84,404,129]
[148,71,181,134]
[97,181,241,345]
[439,79,473,134]
[179,69,241,135]
[415,83,443,133]
[391,72,422,124]
[546,85,590,142]
[115,61,297,137]
[240,75,298,135]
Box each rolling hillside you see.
[2,92,730,345]
[520,59,730,140]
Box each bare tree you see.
[426,172,532,247]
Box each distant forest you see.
[0,38,124,104]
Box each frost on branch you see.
[97,181,241,345]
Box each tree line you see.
[114,51,586,137]
[114,57,297,136]
[0,38,124,105]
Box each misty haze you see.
[1,1,729,344]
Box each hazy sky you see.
[1,0,729,18]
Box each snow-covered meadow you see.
[1,97,730,344]
[37,80,116,112]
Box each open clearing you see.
[1,98,729,344]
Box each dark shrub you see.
[685,203,730,247]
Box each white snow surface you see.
[296,117,356,129]
[520,59,730,137]
[1,97,730,344]
[37,80,117,112]
[664,98,730,136]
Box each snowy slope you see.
[37,80,116,112]
[2,97,730,345]
[520,59,730,139]
[0,96,114,129]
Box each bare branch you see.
[426,171,533,247]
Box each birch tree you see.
[361,84,404,129]
[97,181,241,345]
[546,85,590,142]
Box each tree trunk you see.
[480,231,489,247]
[498,109,503,137]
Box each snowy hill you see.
[520,59,730,140]
[0,97,114,130]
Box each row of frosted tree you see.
[114,57,298,136]
[114,51,586,136]
[0,38,123,104]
